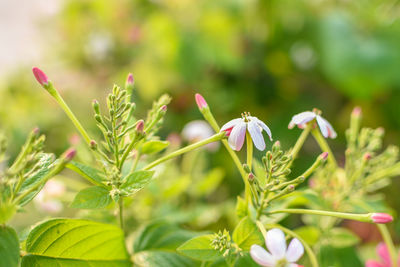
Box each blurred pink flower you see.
[366,243,400,267]
[182,120,219,151]
[34,180,66,214]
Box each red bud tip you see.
[160,105,167,112]
[363,153,372,161]
[63,148,76,161]
[32,127,40,135]
[320,152,329,160]
[195,93,208,110]
[352,106,362,117]
[248,173,255,179]
[32,67,49,86]
[136,120,144,133]
[127,73,134,85]
[371,213,393,224]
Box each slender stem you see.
[245,132,253,206]
[267,208,374,223]
[119,198,124,230]
[311,128,337,167]
[287,124,312,168]
[50,88,92,145]
[377,224,397,265]
[200,109,247,189]
[264,223,319,267]
[119,134,139,169]
[143,132,225,170]
[130,150,141,173]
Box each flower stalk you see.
[311,128,337,167]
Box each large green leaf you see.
[328,228,360,248]
[141,140,169,154]
[177,235,222,261]
[21,218,130,266]
[67,161,105,186]
[71,186,112,209]
[0,226,20,267]
[232,217,263,251]
[18,153,55,206]
[121,170,154,195]
[134,251,197,267]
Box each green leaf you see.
[134,220,197,252]
[235,196,247,219]
[21,218,130,266]
[71,186,112,209]
[67,161,105,186]
[232,217,264,251]
[0,203,17,224]
[192,168,225,196]
[294,226,321,246]
[18,153,55,206]
[141,140,169,154]
[234,252,260,267]
[121,170,154,195]
[177,235,222,261]
[134,251,198,267]
[329,228,360,248]
[0,226,20,267]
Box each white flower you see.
[182,120,219,151]
[34,180,65,213]
[288,109,337,139]
[250,228,304,267]
[220,113,272,151]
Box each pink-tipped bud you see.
[320,152,329,160]
[160,105,167,112]
[32,67,49,87]
[32,127,40,135]
[248,173,255,182]
[352,106,362,117]
[90,140,97,150]
[195,93,208,110]
[371,213,393,224]
[63,148,76,162]
[136,120,144,133]
[363,153,372,161]
[126,73,134,91]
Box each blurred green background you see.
[1,0,400,261]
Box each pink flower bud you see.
[32,67,49,86]
[195,93,208,110]
[160,105,167,112]
[127,73,134,85]
[371,213,393,224]
[136,120,144,133]
[352,106,362,117]
[63,148,76,161]
[363,153,372,161]
[90,140,97,150]
[320,152,329,160]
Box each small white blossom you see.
[288,109,337,139]
[182,120,219,151]
[250,228,304,267]
[220,113,272,151]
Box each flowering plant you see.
[0,69,398,267]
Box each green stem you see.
[267,208,375,223]
[245,132,253,206]
[47,83,92,145]
[263,223,319,267]
[119,198,124,230]
[288,124,312,167]
[143,132,225,170]
[200,109,247,191]
[377,224,397,265]
[311,128,337,167]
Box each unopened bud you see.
[287,185,295,192]
[195,93,208,110]
[320,152,329,161]
[243,164,251,173]
[298,176,305,183]
[136,120,144,134]
[92,100,100,114]
[90,140,97,150]
[352,106,362,117]
[363,153,372,161]
[63,148,76,162]
[248,173,255,183]
[32,67,49,87]
[371,213,393,224]
[160,105,167,113]
[126,73,134,92]
[94,114,102,123]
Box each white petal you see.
[288,264,299,267]
[228,121,246,151]
[251,117,273,141]
[250,244,276,267]
[289,112,316,129]
[316,115,337,139]
[266,228,287,259]
[248,120,266,151]
[286,238,304,262]
[221,118,242,132]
